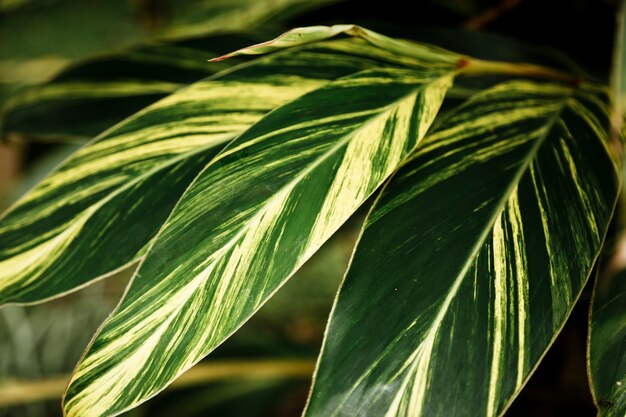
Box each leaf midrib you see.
[415,98,569,359]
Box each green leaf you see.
[1,33,260,139]
[0,25,461,141]
[0,38,401,305]
[589,267,626,417]
[159,0,342,40]
[63,65,456,417]
[212,24,460,65]
[587,5,626,415]
[0,1,347,140]
[304,81,620,417]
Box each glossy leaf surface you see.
[1,34,258,139]
[213,24,460,65]
[586,4,626,415]
[589,268,626,417]
[1,2,345,140]
[304,81,620,417]
[0,24,479,141]
[63,65,456,417]
[0,39,403,305]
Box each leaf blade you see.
[589,268,626,417]
[212,25,461,66]
[0,33,259,139]
[0,39,398,305]
[304,81,620,417]
[62,66,456,417]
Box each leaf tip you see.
[208,55,230,63]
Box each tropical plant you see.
[0,4,624,417]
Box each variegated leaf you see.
[0,38,408,305]
[589,267,626,417]
[1,33,259,139]
[63,65,456,417]
[304,81,620,417]
[212,24,461,66]
[0,4,347,140]
[1,25,461,141]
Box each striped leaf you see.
[0,33,259,139]
[304,81,620,417]
[0,1,345,140]
[0,38,409,305]
[212,24,460,65]
[1,25,460,141]
[63,65,456,417]
[589,267,626,417]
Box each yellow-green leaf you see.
[304,80,621,417]
[0,38,407,305]
[212,24,461,66]
[63,65,456,417]
[1,33,259,139]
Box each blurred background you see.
[0,0,621,416]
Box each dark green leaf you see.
[63,62,457,417]
[305,80,620,417]
[0,38,398,305]
[589,267,626,417]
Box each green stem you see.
[458,58,582,85]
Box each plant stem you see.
[458,58,582,85]
[0,358,315,407]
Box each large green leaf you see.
[212,24,460,65]
[3,22,577,141]
[0,38,409,305]
[0,0,341,63]
[0,0,344,139]
[0,33,259,139]
[586,4,626,415]
[589,267,626,417]
[304,81,620,417]
[62,64,457,417]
